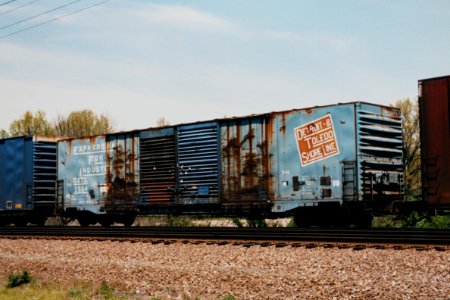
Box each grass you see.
[372,214,450,229]
[0,280,237,300]
[0,276,132,300]
[1,275,238,300]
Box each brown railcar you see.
[419,75,450,210]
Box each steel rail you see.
[0,227,450,247]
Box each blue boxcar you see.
[55,101,403,226]
[137,101,403,225]
[217,102,403,224]
[0,136,59,225]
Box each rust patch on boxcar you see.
[264,115,274,200]
[66,139,72,155]
[279,112,286,135]
[222,117,274,202]
[241,127,257,190]
[381,106,401,119]
[106,136,139,208]
[304,108,314,115]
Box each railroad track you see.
[1,227,450,250]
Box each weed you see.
[373,214,450,229]
[166,215,193,227]
[246,218,267,228]
[286,217,296,227]
[231,217,244,227]
[222,293,236,300]
[98,281,114,299]
[6,270,31,288]
[67,287,84,298]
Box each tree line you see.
[0,110,113,138]
[393,98,421,199]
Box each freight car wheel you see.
[352,212,373,228]
[293,209,313,227]
[33,217,47,227]
[100,216,113,227]
[122,216,135,227]
[14,219,28,227]
[78,218,91,227]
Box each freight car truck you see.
[56,102,404,227]
[0,136,60,226]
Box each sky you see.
[1,0,450,132]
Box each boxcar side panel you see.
[5,138,26,210]
[355,103,403,206]
[177,122,220,204]
[220,116,272,206]
[105,132,140,209]
[140,128,176,205]
[271,104,357,213]
[58,133,140,215]
[32,139,58,207]
[0,137,36,211]
[58,136,107,214]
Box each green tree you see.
[393,98,421,199]
[54,110,114,137]
[9,111,55,136]
[0,129,8,138]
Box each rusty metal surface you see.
[419,76,450,207]
[220,116,272,204]
[106,133,140,209]
[57,132,140,215]
[54,101,405,216]
[216,102,403,214]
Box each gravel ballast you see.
[0,238,449,299]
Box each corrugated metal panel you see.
[357,104,403,201]
[220,116,272,203]
[32,139,58,206]
[177,122,219,203]
[140,128,176,204]
[419,76,450,207]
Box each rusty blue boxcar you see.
[57,132,140,226]
[218,102,403,225]
[0,135,59,226]
[55,101,403,226]
[135,101,403,226]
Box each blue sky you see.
[1,0,449,131]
